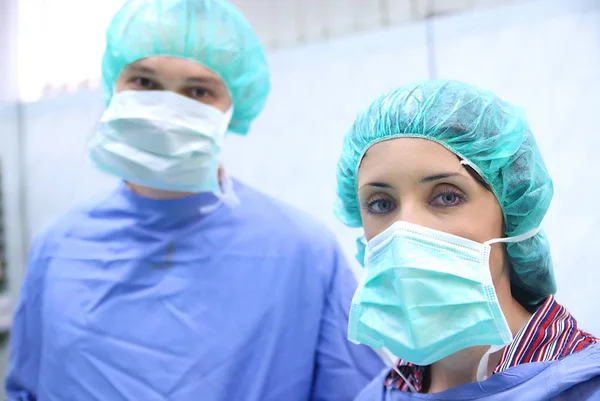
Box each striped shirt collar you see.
[384,296,598,392]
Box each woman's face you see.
[357,137,507,279]
[114,56,233,112]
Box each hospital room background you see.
[0,0,599,395]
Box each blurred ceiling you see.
[228,0,516,49]
[18,0,515,100]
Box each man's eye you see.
[132,77,155,89]
[190,88,210,98]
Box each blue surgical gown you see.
[5,180,385,401]
[355,343,600,400]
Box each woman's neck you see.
[427,287,533,393]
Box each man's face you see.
[114,56,233,112]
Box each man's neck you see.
[127,183,194,200]
[126,167,224,200]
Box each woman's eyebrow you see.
[359,171,468,189]
[359,182,393,190]
[419,172,464,183]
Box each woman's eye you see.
[431,191,465,207]
[132,77,155,89]
[367,199,395,214]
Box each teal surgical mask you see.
[348,221,539,369]
[88,90,235,202]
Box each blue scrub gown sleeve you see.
[5,236,47,401]
[310,243,386,401]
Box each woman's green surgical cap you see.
[101,0,270,135]
[335,80,556,306]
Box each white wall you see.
[430,0,600,331]
[14,0,600,336]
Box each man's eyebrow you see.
[123,66,222,86]
[125,65,157,75]
[184,76,222,85]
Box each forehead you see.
[123,56,224,83]
[358,137,462,183]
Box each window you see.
[0,164,5,296]
[17,0,124,102]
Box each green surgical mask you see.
[348,221,539,372]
